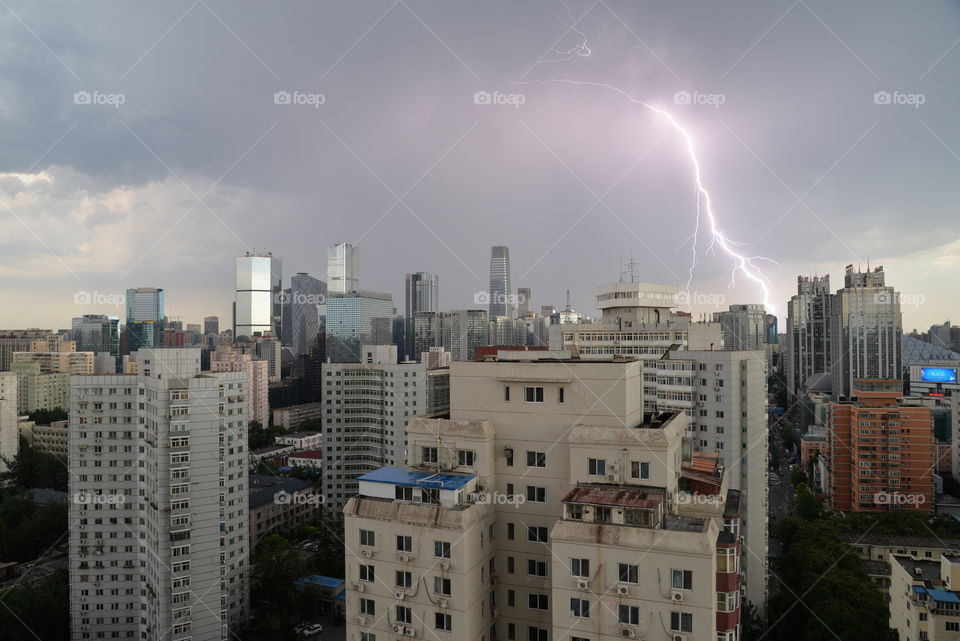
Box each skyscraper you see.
[404,272,439,360]
[125,287,165,352]
[68,348,249,639]
[786,275,833,399]
[713,304,767,350]
[235,251,282,339]
[327,242,359,295]
[517,286,532,316]
[286,273,328,356]
[203,316,219,335]
[488,245,513,318]
[440,309,489,361]
[71,315,120,370]
[325,291,394,362]
[830,266,903,398]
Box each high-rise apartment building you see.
[517,287,532,317]
[343,355,744,641]
[68,348,250,640]
[786,275,833,399]
[326,291,394,363]
[826,379,934,513]
[440,309,489,361]
[10,361,70,414]
[830,266,902,398]
[13,340,94,374]
[488,245,513,318]
[714,304,767,351]
[404,272,440,361]
[210,344,270,426]
[321,345,439,511]
[549,282,768,610]
[0,329,62,370]
[285,273,327,357]
[0,371,18,473]
[327,242,359,295]
[234,252,282,339]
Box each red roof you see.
[289,450,324,459]
[562,485,664,509]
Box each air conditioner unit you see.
[576,579,589,590]
[673,636,687,641]
[671,590,684,602]
[360,548,372,558]
[621,629,636,639]
[606,474,618,482]
[396,553,411,562]
[395,591,406,600]
[617,584,629,596]
[393,625,404,633]
[355,615,369,625]
[437,599,448,609]
[353,583,365,593]
[405,627,415,637]
[439,561,451,570]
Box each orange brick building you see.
[827,379,935,513]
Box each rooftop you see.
[289,450,323,460]
[359,467,476,491]
[840,533,960,551]
[282,431,321,439]
[248,474,315,509]
[562,484,664,509]
[295,575,345,591]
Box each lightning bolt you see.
[518,16,776,314]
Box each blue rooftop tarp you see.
[912,586,960,603]
[296,575,345,590]
[358,467,476,490]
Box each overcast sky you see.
[1,0,958,332]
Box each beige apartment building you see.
[889,553,960,641]
[10,361,71,414]
[210,344,270,426]
[0,371,18,473]
[344,352,744,641]
[12,339,94,374]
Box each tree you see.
[790,467,808,488]
[0,440,68,492]
[796,485,822,521]
[0,569,69,640]
[26,407,68,425]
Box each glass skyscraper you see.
[404,272,439,360]
[786,275,833,398]
[325,291,394,362]
[488,245,513,318]
[125,287,165,352]
[286,272,328,357]
[327,242,359,294]
[72,314,120,362]
[235,252,282,339]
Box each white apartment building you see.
[549,282,769,611]
[68,348,249,641]
[0,371,18,473]
[323,345,432,511]
[343,357,744,641]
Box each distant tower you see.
[488,246,513,318]
[203,316,219,335]
[234,251,282,339]
[404,273,440,361]
[517,288,532,316]
[327,242,359,294]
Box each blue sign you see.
[920,367,958,383]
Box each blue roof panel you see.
[359,467,476,490]
[296,575,346,590]
[928,589,960,603]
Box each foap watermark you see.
[469,491,525,507]
[874,291,925,309]
[274,489,324,506]
[274,90,326,108]
[73,290,125,308]
[674,90,725,108]
[874,91,925,109]
[74,491,126,506]
[276,291,326,306]
[676,492,725,507]
[74,90,126,109]
[675,289,727,309]
[473,291,527,306]
[473,90,526,109]
[875,491,926,507]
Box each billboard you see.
[920,367,958,383]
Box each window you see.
[528,628,548,641]
[594,506,611,523]
[671,569,692,590]
[508,590,515,607]
[434,577,451,596]
[360,599,375,616]
[527,526,548,543]
[435,612,452,632]
[524,386,544,403]
[947,622,960,632]
[508,624,516,641]
[458,450,476,467]
[359,530,375,547]
[359,565,375,582]
[397,606,412,624]
[396,571,412,589]
[526,486,546,503]
[717,548,738,573]
[571,558,590,578]
[588,458,606,476]
[716,591,738,612]
[670,612,693,633]
[567,504,583,520]
[396,535,412,552]
[504,386,511,402]
[507,483,515,497]
[528,559,548,577]
[507,556,515,574]
[618,564,639,584]
[505,448,514,466]
[527,451,546,467]
[570,598,590,618]
[423,446,438,463]
[507,523,515,540]
[558,387,565,403]
[631,461,649,479]
[434,541,452,558]
[618,605,640,625]
[527,593,549,610]
[395,486,414,501]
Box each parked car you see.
[302,623,324,637]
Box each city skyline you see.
[1,3,958,330]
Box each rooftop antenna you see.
[565,289,572,312]
[620,253,640,283]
